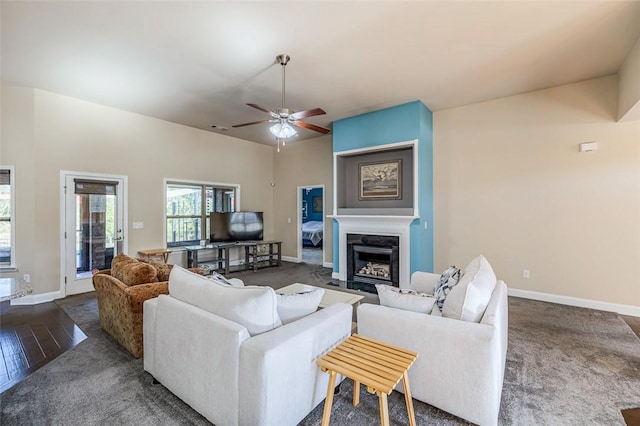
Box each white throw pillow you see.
[275,288,324,324]
[169,266,281,335]
[376,284,436,314]
[442,255,497,322]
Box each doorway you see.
[298,185,324,265]
[61,172,127,296]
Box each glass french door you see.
[64,174,125,295]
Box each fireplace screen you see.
[347,234,399,289]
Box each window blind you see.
[0,169,10,185]
[74,179,118,195]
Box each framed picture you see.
[312,195,323,213]
[359,159,402,200]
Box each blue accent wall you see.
[302,187,323,222]
[333,101,422,151]
[332,100,434,275]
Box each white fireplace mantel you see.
[330,215,418,287]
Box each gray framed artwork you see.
[358,159,402,200]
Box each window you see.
[74,179,118,272]
[165,181,237,247]
[0,167,14,268]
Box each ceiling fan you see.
[232,54,330,139]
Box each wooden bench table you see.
[138,248,171,263]
[316,333,418,426]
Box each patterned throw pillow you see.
[111,253,137,282]
[138,258,172,281]
[111,253,159,286]
[210,271,231,285]
[207,272,244,288]
[433,265,461,311]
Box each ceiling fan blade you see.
[232,119,272,128]
[293,120,331,134]
[290,108,326,120]
[246,103,278,118]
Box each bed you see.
[302,221,323,246]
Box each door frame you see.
[59,170,128,298]
[297,184,325,265]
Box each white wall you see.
[434,76,640,312]
[1,87,274,296]
[272,135,333,264]
[0,87,37,287]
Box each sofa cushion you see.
[169,266,281,335]
[442,255,497,322]
[376,284,437,314]
[276,288,324,324]
[111,253,159,286]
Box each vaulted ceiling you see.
[3,1,640,146]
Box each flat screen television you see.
[210,211,264,242]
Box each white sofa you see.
[357,266,508,426]
[143,267,352,426]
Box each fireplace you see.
[332,214,415,290]
[347,234,399,291]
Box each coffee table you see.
[317,334,418,426]
[276,283,364,309]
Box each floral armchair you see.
[92,253,201,358]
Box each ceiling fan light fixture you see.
[269,122,297,139]
[232,54,330,142]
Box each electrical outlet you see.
[523,269,530,279]
[23,274,30,283]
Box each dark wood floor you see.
[0,300,86,393]
[623,408,640,426]
[622,315,640,339]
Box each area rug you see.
[1,269,638,425]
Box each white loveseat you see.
[143,266,352,426]
[357,257,508,426]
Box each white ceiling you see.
[3,1,640,146]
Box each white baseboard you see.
[281,256,333,269]
[509,288,640,317]
[11,290,63,306]
[332,272,340,280]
